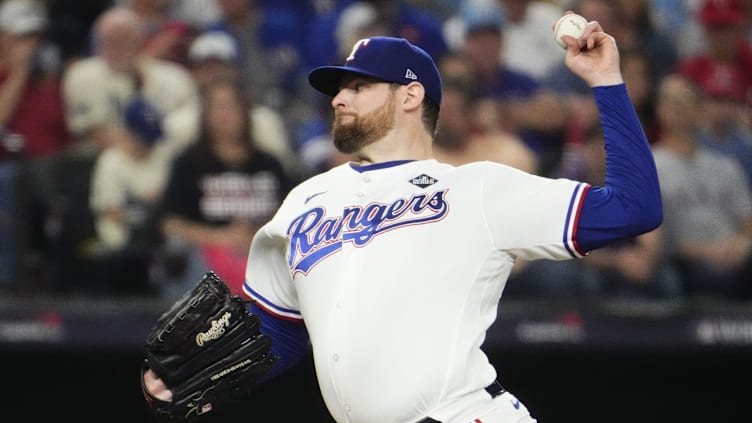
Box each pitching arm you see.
[575,84,663,252]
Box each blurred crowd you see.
[0,0,750,303]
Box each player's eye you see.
[351,81,369,92]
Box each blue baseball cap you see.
[124,97,163,146]
[308,36,442,106]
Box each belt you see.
[416,380,506,423]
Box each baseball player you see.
[143,14,662,423]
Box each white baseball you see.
[553,13,588,49]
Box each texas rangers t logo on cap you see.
[346,38,370,62]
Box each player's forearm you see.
[248,302,310,381]
[596,84,662,226]
[574,84,662,252]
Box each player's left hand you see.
[143,369,172,401]
[141,271,277,422]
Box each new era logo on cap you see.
[308,36,442,105]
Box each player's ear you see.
[403,82,425,112]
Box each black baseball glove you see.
[141,271,277,422]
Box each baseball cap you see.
[124,97,164,145]
[699,0,744,27]
[462,0,504,35]
[308,36,443,105]
[0,0,47,35]
[696,64,749,102]
[188,30,239,63]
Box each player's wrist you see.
[589,71,624,88]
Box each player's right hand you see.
[143,368,173,402]
[561,15,623,88]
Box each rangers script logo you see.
[287,190,449,274]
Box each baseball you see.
[553,13,588,49]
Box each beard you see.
[332,92,395,154]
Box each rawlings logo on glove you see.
[196,312,232,346]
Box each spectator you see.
[0,0,71,291]
[49,5,196,293]
[433,77,538,174]
[692,46,752,188]
[650,0,703,59]
[304,0,449,70]
[620,47,660,143]
[0,0,70,161]
[87,96,168,294]
[166,0,222,30]
[675,0,752,112]
[206,0,309,115]
[457,0,568,176]
[497,0,565,81]
[653,73,752,300]
[166,30,301,180]
[62,5,198,158]
[120,0,194,66]
[156,78,292,300]
[610,0,678,86]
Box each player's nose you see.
[331,88,351,109]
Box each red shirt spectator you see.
[676,0,752,107]
[0,0,70,160]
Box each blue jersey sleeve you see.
[249,302,310,380]
[575,84,663,252]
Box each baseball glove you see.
[141,271,277,422]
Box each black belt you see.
[416,381,505,423]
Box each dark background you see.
[7,346,748,422]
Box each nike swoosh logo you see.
[512,399,520,410]
[304,191,328,204]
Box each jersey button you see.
[363,175,371,183]
[356,192,365,198]
[332,353,339,362]
[344,403,351,412]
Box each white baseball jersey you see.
[244,159,587,423]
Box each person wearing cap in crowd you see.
[673,0,752,184]
[675,0,752,109]
[164,29,300,180]
[204,0,310,128]
[693,60,752,189]
[62,5,197,158]
[88,95,171,294]
[143,23,665,421]
[0,0,69,161]
[0,0,70,291]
